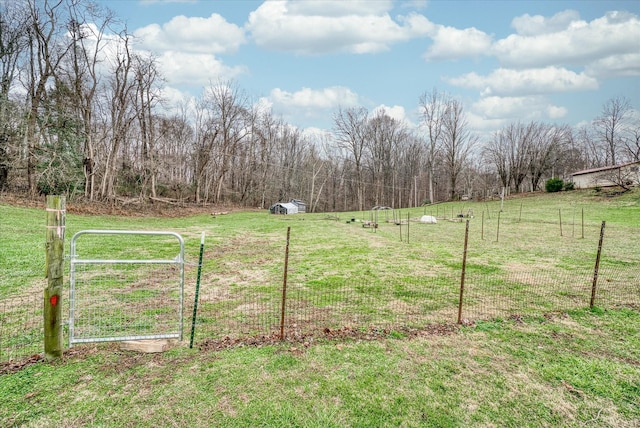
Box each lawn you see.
[0,188,639,426]
[1,308,638,427]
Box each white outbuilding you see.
[269,202,298,215]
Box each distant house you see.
[289,199,306,213]
[571,161,640,189]
[269,202,298,215]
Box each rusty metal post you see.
[280,226,291,340]
[519,202,523,222]
[457,220,470,324]
[559,208,563,237]
[481,210,484,240]
[407,212,410,244]
[495,211,501,242]
[590,221,606,308]
[581,208,585,239]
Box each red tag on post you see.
[50,295,59,306]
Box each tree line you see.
[1,0,638,212]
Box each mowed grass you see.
[1,308,638,427]
[1,188,639,426]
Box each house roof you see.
[571,161,640,176]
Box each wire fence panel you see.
[0,293,43,362]
[285,277,459,336]
[462,268,595,321]
[596,264,640,308]
[194,284,282,339]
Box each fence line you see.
[2,223,639,364]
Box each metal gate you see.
[69,230,184,346]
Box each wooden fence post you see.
[44,195,65,358]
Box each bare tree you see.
[623,125,640,162]
[155,112,193,199]
[528,123,569,191]
[64,0,117,200]
[333,106,369,211]
[483,128,511,192]
[202,80,250,203]
[0,0,29,189]
[100,31,138,199]
[419,88,447,203]
[593,96,632,165]
[441,98,475,200]
[22,0,75,195]
[192,97,218,204]
[366,109,411,206]
[134,53,163,199]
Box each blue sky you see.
[96,0,640,136]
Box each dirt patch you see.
[0,192,242,218]
[198,323,459,353]
[0,354,44,375]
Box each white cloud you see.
[446,67,599,96]
[492,11,640,69]
[470,96,568,123]
[372,104,409,124]
[511,9,581,36]
[133,13,246,54]
[547,105,568,119]
[157,51,247,86]
[246,1,433,54]
[263,86,361,127]
[286,0,394,17]
[269,86,360,109]
[423,25,492,60]
[585,53,640,78]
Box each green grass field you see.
[1,188,639,426]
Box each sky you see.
[95,0,640,138]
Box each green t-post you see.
[189,232,205,349]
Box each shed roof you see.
[571,161,640,176]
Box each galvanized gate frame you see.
[69,230,185,346]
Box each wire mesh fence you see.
[70,262,183,344]
[1,218,639,364]
[0,292,44,363]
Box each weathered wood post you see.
[44,195,65,358]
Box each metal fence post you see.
[44,195,65,359]
[280,227,291,340]
[590,221,606,308]
[559,208,563,237]
[457,220,470,324]
[189,232,205,349]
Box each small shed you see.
[571,161,640,189]
[290,199,306,213]
[270,202,298,215]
